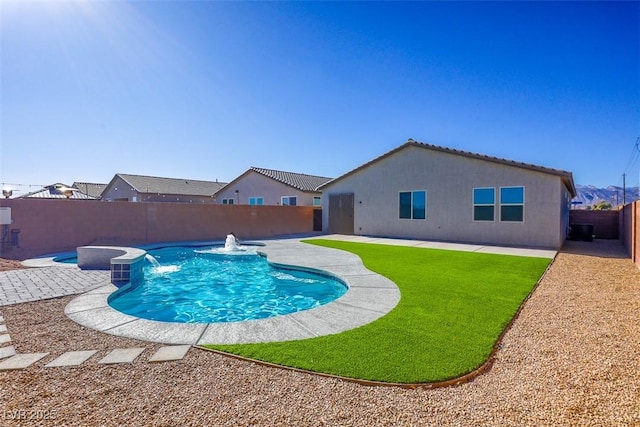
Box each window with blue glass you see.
[473,188,495,221]
[313,196,322,206]
[500,186,524,222]
[399,190,427,220]
[249,197,264,205]
[281,196,297,206]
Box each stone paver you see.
[0,334,11,345]
[98,348,145,364]
[0,324,6,333]
[45,350,98,368]
[0,267,110,306]
[0,345,16,359]
[148,345,191,362]
[0,353,49,370]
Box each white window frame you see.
[313,196,322,207]
[499,186,525,222]
[398,190,427,220]
[281,196,297,206]
[472,187,496,222]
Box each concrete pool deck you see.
[64,238,401,345]
[3,235,556,346]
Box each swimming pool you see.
[107,246,348,323]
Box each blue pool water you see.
[54,255,78,264]
[107,246,347,323]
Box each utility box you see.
[0,207,11,225]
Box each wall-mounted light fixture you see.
[2,187,12,199]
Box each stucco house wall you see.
[101,176,139,201]
[321,143,575,249]
[215,170,322,206]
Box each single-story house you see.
[318,139,576,249]
[101,173,227,203]
[72,182,107,200]
[214,167,332,207]
[17,183,97,200]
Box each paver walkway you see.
[0,267,109,306]
[1,305,190,370]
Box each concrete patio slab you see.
[307,234,556,259]
[98,348,145,364]
[64,293,111,313]
[82,284,118,295]
[65,306,139,332]
[45,350,97,367]
[106,319,208,345]
[0,353,49,370]
[0,346,16,359]
[148,345,191,362]
[198,316,317,345]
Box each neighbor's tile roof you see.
[116,173,227,196]
[319,139,577,197]
[72,182,107,199]
[18,183,97,199]
[250,167,333,192]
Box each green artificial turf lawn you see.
[203,239,551,383]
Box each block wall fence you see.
[572,205,640,269]
[3,198,640,270]
[0,199,317,260]
[569,209,620,239]
[621,201,640,270]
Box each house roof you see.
[72,182,107,199]
[244,167,333,192]
[18,183,97,200]
[318,139,577,197]
[112,173,228,196]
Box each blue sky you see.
[1,1,638,196]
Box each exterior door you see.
[328,193,354,235]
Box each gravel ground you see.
[1,240,639,426]
[0,259,24,271]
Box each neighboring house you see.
[214,167,332,207]
[17,183,97,200]
[101,173,227,203]
[72,182,107,200]
[318,139,576,249]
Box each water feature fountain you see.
[224,233,241,251]
[145,253,180,273]
[145,254,161,267]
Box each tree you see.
[593,201,612,211]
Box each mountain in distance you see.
[573,184,639,208]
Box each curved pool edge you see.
[64,238,401,345]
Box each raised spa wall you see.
[77,246,146,287]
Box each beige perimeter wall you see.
[0,199,315,260]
